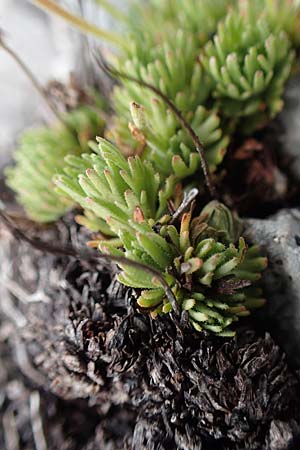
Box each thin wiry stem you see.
[0,31,70,130]
[95,53,219,200]
[0,208,180,315]
[94,0,128,23]
[30,0,125,48]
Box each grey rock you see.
[245,208,300,366]
[0,0,75,168]
[0,0,124,169]
[279,75,300,181]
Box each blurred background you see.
[0,0,121,170]
[1,0,300,191]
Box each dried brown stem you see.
[0,31,70,130]
[0,208,180,315]
[94,53,218,199]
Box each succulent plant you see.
[109,0,295,178]
[126,0,237,57]
[109,28,226,159]
[56,140,267,336]
[110,11,229,178]
[55,138,175,235]
[115,203,267,336]
[245,0,300,48]
[202,7,294,132]
[111,97,228,181]
[21,0,298,194]
[6,106,105,222]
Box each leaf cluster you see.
[110,0,295,181]
[55,138,174,234]
[6,106,105,222]
[5,0,277,335]
[56,141,267,335]
[202,8,294,132]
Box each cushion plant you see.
[110,28,229,177]
[6,106,105,222]
[3,2,300,448]
[202,7,294,132]
[3,0,282,337]
[246,0,300,48]
[109,0,294,166]
[109,0,234,174]
[8,0,300,337]
[55,139,267,336]
[30,0,293,184]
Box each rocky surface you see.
[0,0,74,169]
[0,0,122,170]
[279,75,300,182]
[245,208,300,367]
